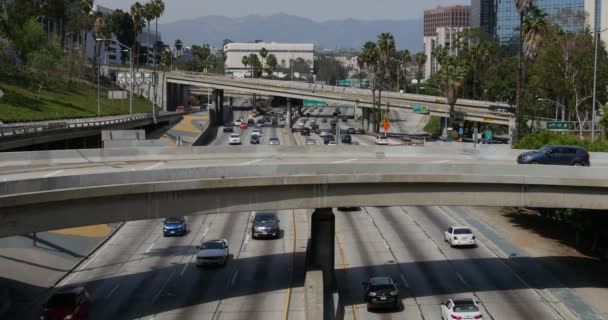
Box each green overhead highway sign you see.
[546,121,570,130]
[412,106,429,114]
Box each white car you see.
[375,136,389,145]
[444,226,476,247]
[196,239,229,267]
[252,128,262,136]
[234,119,243,126]
[441,298,483,319]
[229,134,241,145]
[306,138,316,145]
[327,141,337,145]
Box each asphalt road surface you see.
[26,108,305,320]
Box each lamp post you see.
[591,26,608,142]
[537,98,566,121]
[97,38,133,116]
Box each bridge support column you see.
[210,89,218,125]
[363,108,369,133]
[286,99,292,128]
[180,84,189,108]
[309,208,335,287]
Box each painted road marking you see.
[145,243,155,254]
[240,159,264,166]
[230,270,239,287]
[153,269,176,301]
[144,162,164,170]
[332,158,357,164]
[335,231,358,320]
[432,160,451,164]
[105,284,120,299]
[456,272,469,287]
[44,170,63,177]
[400,274,410,288]
[282,209,296,320]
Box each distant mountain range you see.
[159,13,423,52]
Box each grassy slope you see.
[423,115,441,135]
[0,81,153,123]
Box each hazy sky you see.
[95,0,470,23]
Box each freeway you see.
[290,107,587,320]
[24,107,306,320]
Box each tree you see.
[259,47,268,70]
[241,55,249,77]
[191,44,210,61]
[359,41,380,132]
[248,53,262,78]
[27,40,65,99]
[414,52,427,89]
[433,46,470,128]
[174,39,183,56]
[107,10,135,63]
[11,17,46,64]
[142,2,154,66]
[160,48,171,70]
[377,32,396,84]
[150,0,165,71]
[397,49,411,92]
[266,53,278,76]
[130,2,145,68]
[315,55,348,85]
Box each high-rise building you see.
[471,0,496,36]
[423,5,471,80]
[585,0,608,45]
[496,0,586,46]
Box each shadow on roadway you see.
[3,253,607,319]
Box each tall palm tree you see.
[376,32,396,81]
[174,39,183,57]
[514,0,534,141]
[360,41,379,132]
[414,53,427,92]
[150,0,165,70]
[522,5,547,60]
[130,2,145,69]
[259,47,268,72]
[399,49,411,92]
[435,46,469,128]
[241,55,249,78]
[356,56,365,88]
[142,2,154,67]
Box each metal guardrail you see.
[0,111,184,138]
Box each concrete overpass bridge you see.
[165,71,513,127]
[1,145,606,238]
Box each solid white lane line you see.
[153,269,176,301]
[384,240,390,249]
[240,159,263,166]
[230,270,239,287]
[201,227,209,238]
[456,272,469,286]
[105,284,120,299]
[145,243,155,253]
[44,170,63,177]
[331,158,358,164]
[180,261,190,277]
[400,274,410,288]
[144,162,164,170]
[432,160,450,164]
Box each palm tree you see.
[414,53,427,92]
[130,2,145,69]
[259,47,268,73]
[399,49,411,92]
[174,39,183,57]
[356,56,365,88]
[376,33,396,82]
[266,53,278,76]
[360,41,379,132]
[142,2,154,67]
[435,46,469,128]
[150,0,165,70]
[241,55,249,77]
[514,0,534,141]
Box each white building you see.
[224,42,314,78]
[585,0,608,46]
[423,27,467,80]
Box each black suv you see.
[363,277,400,310]
[223,124,233,132]
[252,212,280,239]
[517,145,590,166]
[250,135,260,144]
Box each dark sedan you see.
[363,277,401,311]
[252,211,280,239]
[517,145,590,166]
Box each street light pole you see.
[97,39,101,117]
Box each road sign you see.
[458,128,464,135]
[412,106,429,114]
[108,91,128,99]
[546,121,570,130]
[117,72,155,85]
[485,130,493,140]
[383,117,390,132]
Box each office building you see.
[86,5,121,65]
[496,0,586,45]
[423,5,471,80]
[224,42,314,78]
[471,0,496,36]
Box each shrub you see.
[514,130,608,152]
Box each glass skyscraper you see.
[471,0,496,36]
[495,0,586,45]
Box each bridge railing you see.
[0,111,183,138]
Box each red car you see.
[41,286,90,320]
[240,122,248,129]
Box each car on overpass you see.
[517,145,590,166]
[444,226,476,247]
[41,286,91,320]
[163,216,187,236]
[362,276,401,311]
[229,134,242,145]
[196,239,229,267]
[306,138,316,145]
[440,298,482,320]
[269,137,280,145]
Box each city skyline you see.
[95,0,469,23]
